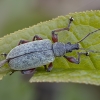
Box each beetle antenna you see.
[79,48,100,54]
[77,28,100,43]
[0,59,8,67]
[87,50,100,53]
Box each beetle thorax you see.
[52,42,66,57]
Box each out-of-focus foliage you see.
[0,73,33,100]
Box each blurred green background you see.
[0,0,100,100]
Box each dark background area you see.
[0,0,100,100]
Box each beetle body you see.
[7,39,55,70]
[0,17,99,75]
[6,39,79,70]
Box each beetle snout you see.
[75,43,80,50]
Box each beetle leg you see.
[1,53,7,58]
[47,62,53,72]
[21,68,36,74]
[18,40,29,45]
[9,70,18,75]
[44,65,47,70]
[32,35,43,41]
[9,68,36,75]
[63,52,89,64]
[52,17,74,42]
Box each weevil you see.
[0,17,100,75]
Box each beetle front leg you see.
[52,17,74,42]
[32,35,43,41]
[18,40,29,45]
[63,52,89,64]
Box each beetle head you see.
[65,42,79,53]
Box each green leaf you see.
[0,10,100,85]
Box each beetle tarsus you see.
[1,53,7,58]
[85,52,89,56]
[67,17,74,31]
[9,70,17,75]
